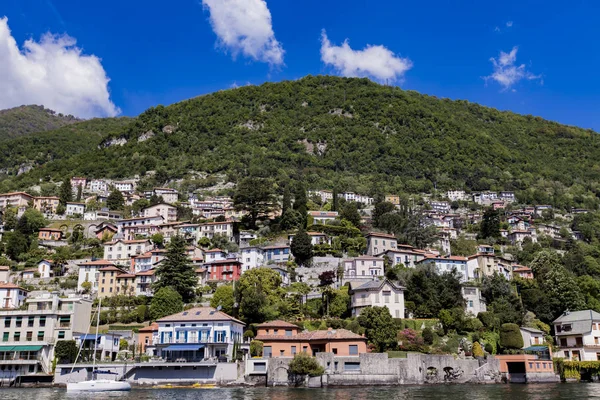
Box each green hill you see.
[0,105,81,140]
[1,76,599,209]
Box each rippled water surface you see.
[1,384,600,400]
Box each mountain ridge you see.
[0,105,81,140]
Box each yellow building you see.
[385,195,400,205]
[98,265,127,298]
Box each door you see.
[576,337,583,347]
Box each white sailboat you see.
[66,298,131,392]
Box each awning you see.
[0,345,42,352]
[163,344,205,351]
[524,346,549,352]
[80,334,101,340]
[12,345,43,352]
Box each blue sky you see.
[1,0,599,130]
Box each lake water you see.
[1,385,599,400]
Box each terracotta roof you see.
[79,260,116,266]
[136,269,156,276]
[195,268,207,273]
[256,320,300,329]
[366,232,396,239]
[157,307,244,325]
[0,192,33,197]
[0,266,9,271]
[99,266,127,272]
[256,328,365,342]
[116,273,135,278]
[0,282,27,290]
[104,239,152,245]
[200,221,233,226]
[204,248,224,253]
[205,259,241,265]
[138,323,158,333]
[134,252,152,259]
[39,227,62,232]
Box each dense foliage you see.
[1,76,600,209]
[0,105,79,140]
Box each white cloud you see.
[0,17,119,118]
[485,46,541,90]
[506,21,513,27]
[320,30,412,83]
[202,0,284,66]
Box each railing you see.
[158,337,229,344]
[560,344,600,349]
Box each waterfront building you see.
[553,310,600,361]
[348,279,405,318]
[154,307,245,361]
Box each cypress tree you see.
[59,177,72,206]
[291,227,313,267]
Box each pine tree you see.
[282,185,292,214]
[153,235,197,302]
[106,189,125,211]
[293,181,308,228]
[59,177,72,206]
[76,185,83,201]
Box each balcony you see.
[158,337,230,345]
[559,344,600,349]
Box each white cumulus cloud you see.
[202,0,284,66]
[320,30,412,83]
[485,46,541,90]
[0,17,119,118]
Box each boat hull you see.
[66,379,131,392]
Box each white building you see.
[380,245,428,268]
[554,310,600,361]
[430,201,450,213]
[240,247,264,272]
[37,259,54,279]
[87,179,108,193]
[344,256,385,279]
[65,202,85,217]
[73,332,121,362]
[349,279,405,318]
[204,249,227,262]
[288,232,330,246]
[0,283,28,309]
[520,327,545,348]
[135,269,156,297]
[103,239,153,263]
[142,203,178,223]
[417,255,471,282]
[114,181,136,193]
[132,252,154,273]
[447,190,467,202]
[462,286,486,316]
[263,245,290,264]
[199,221,235,242]
[0,293,92,377]
[117,215,164,240]
[154,307,245,361]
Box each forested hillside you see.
[0,105,80,140]
[1,76,599,209]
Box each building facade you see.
[349,280,405,318]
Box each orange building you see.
[255,320,368,358]
[495,352,557,383]
[513,265,534,279]
[38,228,63,241]
[138,323,158,353]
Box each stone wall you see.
[265,353,500,387]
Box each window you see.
[254,362,266,372]
[280,350,285,356]
[468,301,474,308]
[4,318,10,328]
[383,291,391,303]
[13,332,20,342]
[263,346,272,358]
[28,317,34,327]
[285,330,292,336]
[26,332,32,342]
[15,317,22,328]
[2,333,8,342]
[536,363,540,369]
[395,293,399,303]
[344,362,360,371]
[291,346,297,355]
[39,317,46,327]
[58,331,65,339]
[349,345,358,355]
[38,331,44,341]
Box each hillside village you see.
[0,171,598,384]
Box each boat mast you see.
[92,297,101,379]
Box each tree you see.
[422,327,434,345]
[76,184,83,202]
[357,306,398,352]
[210,285,235,315]
[282,185,292,214]
[291,228,313,267]
[16,208,47,235]
[153,235,197,302]
[237,268,284,322]
[131,199,150,215]
[59,177,72,206]
[472,341,484,358]
[250,340,263,357]
[499,323,524,350]
[151,233,164,248]
[318,270,336,287]
[150,287,183,320]
[233,177,278,229]
[107,189,125,211]
[288,352,324,377]
[478,209,500,240]
[54,340,78,364]
[439,307,466,334]
[149,194,164,206]
[2,207,18,230]
[5,232,28,260]
[339,202,361,227]
[373,201,396,228]
[81,280,92,294]
[293,181,308,227]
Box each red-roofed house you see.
[38,228,62,241]
[255,320,367,357]
[513,265,534,279]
